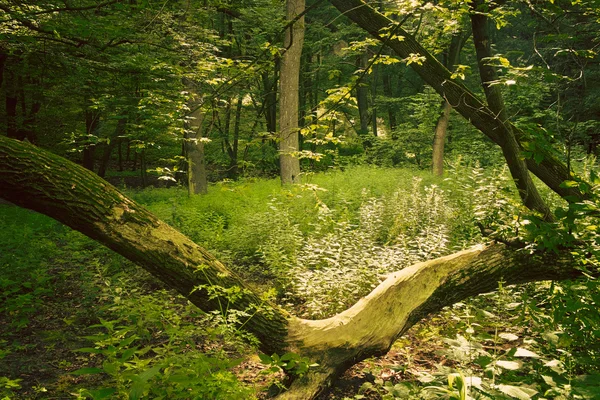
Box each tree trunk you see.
[229,94,243,180]
[370,61,378,137]
[327,0,585,202]
[5,69,18,139]
[0,135,592,399]
[432,101,451,176]
[97,119,126,178]
[382,68,397,131]
[83,108,99,171]
[262,68,278,136]
[185,89,208,195]
[140,149,148,188]
[0,52,7,89]
[356,53,370,136]
[469,2,552,220]
[118,139,124,172]
[21,99,41,144]
[431,30,468,176]
[279,0,304,185]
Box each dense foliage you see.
[2,164,599,398]
[1,0,599,398]
[2,0,597,181]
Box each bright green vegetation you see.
[1,165,599,399]
[2,0,600,398]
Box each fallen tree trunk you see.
[0,136,589,398]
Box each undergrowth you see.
[1,164,599,399]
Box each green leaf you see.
[258,353,272,364]
[513,348,540,358]
[88,388,116,400]
[496,360,523,370]
[560,180,579,188]
[102,361,118,375]
[499,333,519,341]
[119,335,138,348]
[137,365,162,382]
[120,347,138,362]
[533,152,544,164]
[71,367,103,375]
[497,384,538,399]
[75,347,103,354]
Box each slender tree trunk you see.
[83,108,99,171]
[382,69,397,131]
[432,101,451,176]
[21,99,41,144]
[118,139,123,172]
[227,94,243,180]
[5,69,18,139]
[140,149,148,188]
[370,62,378,137]
[356,53,370,136]
[431,31,468,176]
[185,91,208,195]
[262,68,278,136]
[0,52,7,89]
[98,119,126,178]
[0,135,593,399]
[131,150,137,172]
[469,3,552,220]
[279,0,304,184]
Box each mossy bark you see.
[0,136,590,399]
[0,135,288,354]
[279,244,581,398]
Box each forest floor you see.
[2,166,599,399]
[0,218,447,399]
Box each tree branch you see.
[327,0,586,202]
[26,0,126,15]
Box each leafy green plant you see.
[259,352,318,377]
[280,177,460,318]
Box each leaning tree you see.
[1,1,598,398]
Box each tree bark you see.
[432,101,451,176]
[0,135,592,399]
[262,68,278,136]
[83,108,99,171]
[185,90,208,195]
[356,53,370,136]
[382,68,397,131]
[224,94,243,180]
[5,68,18,140]
[279,0,304,185]
[370,62,379,137]
[327,0,585,202]
[0,52,7,89]
[0,135,287,353]
[432,30,468,176]
[97,118,126,179]
[469,2,552,220]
